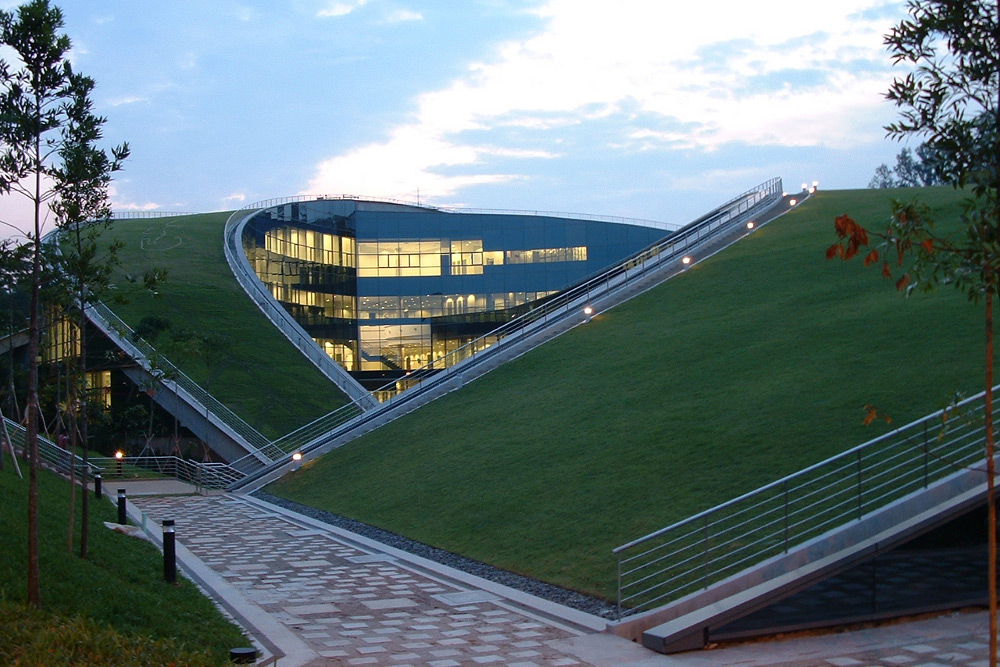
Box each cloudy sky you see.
[1,0,911,240]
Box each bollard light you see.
[162,519,176,584]
[583,305,593,322]
[682,256,692,266]
[94,473,102,500]
[117,489,127,525]
[115,450,124,477]
[230,647,257,664]
[789,198,797,206]
[746,221,755,230]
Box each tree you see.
[869,163,897,188]
[47,66,129,559]
[0,0,127,607]
[894,147,923,186]
[869,144,947,188]
[829,0,998,661]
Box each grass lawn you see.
[102,212,349,439]
[0,463,247,665]
[269,186,996,601]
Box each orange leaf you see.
[863,407,877,426]
[826,244,841,260]
[882,260,892,278]
[863,248,879,267]
[921,238,935,253]
[895,273,910,290]
[834,214,853,237]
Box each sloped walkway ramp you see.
[610,386,998,654]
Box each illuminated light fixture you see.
[789,198,798,206]
[291,452,303,462]
[114,451,124,460]
[801,183,808,191]
[682,256,692,265]
[812,180,819,188]
[809,186,816,194]
[746,221,755,230]
[583,305,594,322]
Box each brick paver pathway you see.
[131,493,998,667]
[132,494,588,666]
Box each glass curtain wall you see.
[242,200,669,394]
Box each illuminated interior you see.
[242,199,668,394]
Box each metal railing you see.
[2,417,102,478]
[85,302,284,463]
[613,385,998,619]
[220,190,701,407]
[57,178,781,488]
[90,455,243,490]
[226,178,784,486]
[222,208,378,410]
[111,211,199,219]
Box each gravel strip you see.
[253,491,618,619]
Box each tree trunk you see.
[987,284,997,667]
[25,124,42,609]
[77,239,90,559]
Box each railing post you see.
[923,422,929,488]
[856,450,863,519]
[616,552,623,620]
[703,515,710,589]
[783,480,790,552]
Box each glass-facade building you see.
[242,199,668,391]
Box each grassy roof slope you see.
[104,212,348,439]
[270,187,995,599]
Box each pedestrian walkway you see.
[131,493,596,666]
[127,491,996,666]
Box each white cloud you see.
[113,201,162,212]
[223,193,247,203]
[317,0,369,18]
[304,0,906,203]
[383,9,423,24]
[108,95,149,107]
[109,184,160,212]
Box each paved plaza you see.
[127,490,997,666]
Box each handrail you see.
[226,192,681,231]
[51,178,781,487]
[612,385,999,619]
[223,208,379,410]
[2,417,103,478]
[84,302,283,462]
[227,178,784,486]
[90,454,244,490]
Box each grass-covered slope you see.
[0,465,246,665]
[270,187,995,600]
[104,212,348,439]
